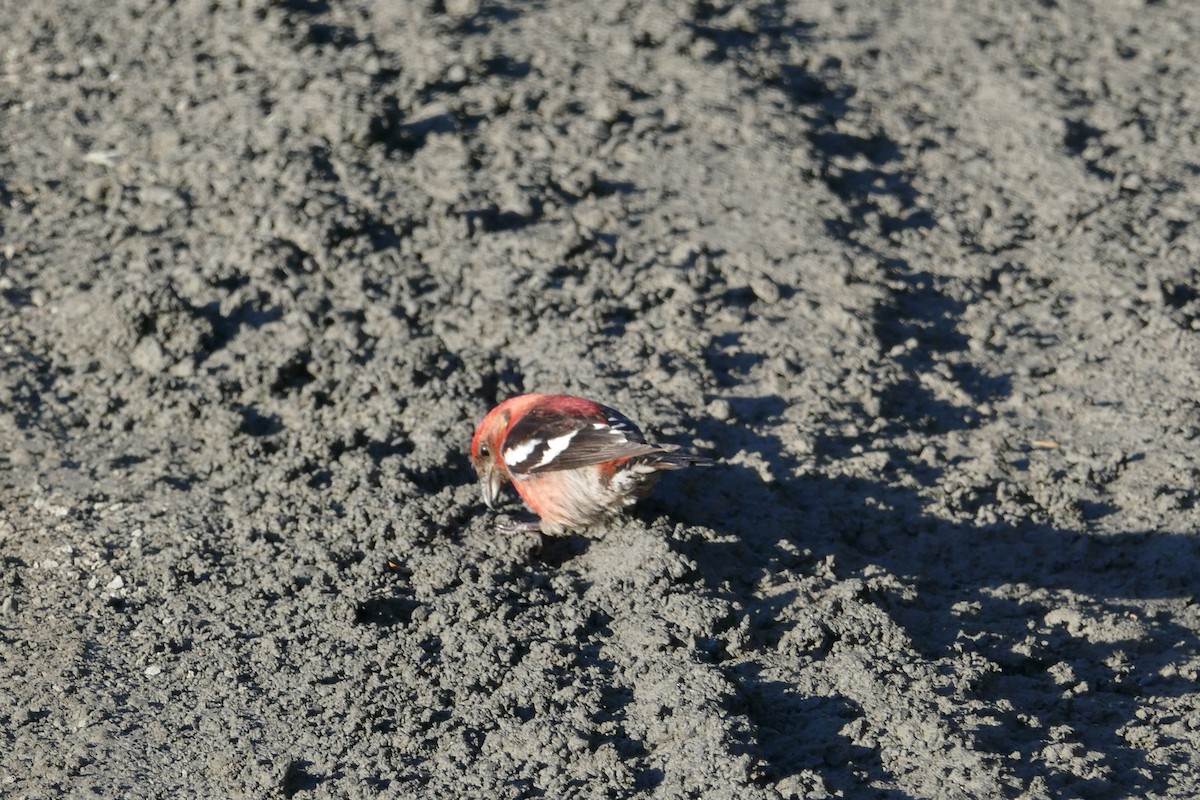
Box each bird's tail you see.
[649,444,714,469]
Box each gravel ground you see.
[3,1,1199,797]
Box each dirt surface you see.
[3,0,1199,797]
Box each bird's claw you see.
[494,518,546,553]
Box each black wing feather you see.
[503,403,668,474]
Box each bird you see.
[469,393,711,535]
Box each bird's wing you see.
[502,404,665,474]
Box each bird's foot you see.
[495,517,546,553]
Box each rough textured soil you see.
[3,1,1200,797]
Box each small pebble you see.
[750,274,781,304]
[140,185,184,208]
[445,0,480,17]
[83,177,112,203]
[590,99,620,124]
[707,398,734,421]
[668,242,698,267]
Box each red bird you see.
[470,394,710,535]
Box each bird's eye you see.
[478,444,489,457]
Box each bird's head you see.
[470,400,518,509]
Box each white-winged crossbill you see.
[470,393,711,535]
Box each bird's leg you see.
[494,516,538,534]
[495,517,543,537]
[494,517,546,555]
